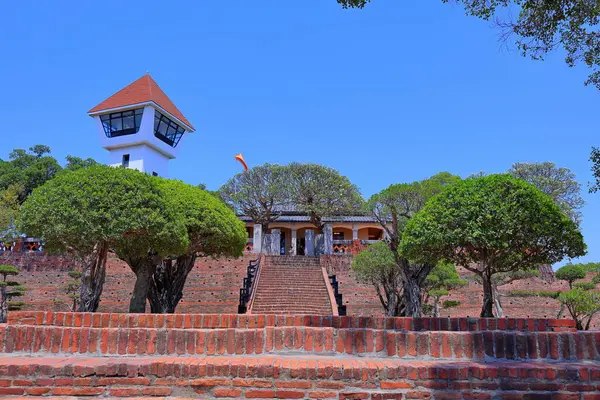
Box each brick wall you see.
[3,252,599,330]
[1,252,255,314]
[0,355,598,398]
[321,256,600,330]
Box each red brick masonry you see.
[9,311,576,332]
[0,356,598,399]
[0,312,598,398]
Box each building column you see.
[352,227,359,240]
[290,228,297,256]
[253,224,262,254]
[305,229,315,256]
[323,223,333,255]
[271,229,281,255]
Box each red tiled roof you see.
[88,74,194,131]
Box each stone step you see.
[0,355,596,398]
[251,257,334,315]
[8,312,577,332]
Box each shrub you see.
[508,290,539,297]
[442,300,461,308]
[558,289,600,330]
[574,282,597,291]
[538,291,561,299]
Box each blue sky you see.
[1,1,598,265]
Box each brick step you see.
[8,312,577,332]
[2,325,598,361]
[0,355,596,399]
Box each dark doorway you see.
[280,232,286,255]
[297,237,306,256]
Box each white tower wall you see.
[93,105,187,177]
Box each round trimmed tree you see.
[148,180,247,313]
[401,174,586,317]
[555,264,587,289]
[17,165,179,312]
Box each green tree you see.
[558,289,600,330]
[0,146,62,203]
[112,178,189,314]
[287,163,363,229]
[591,147,600,193]
[219,163,289,232]
[367,172,461,317]
[509,162,584,225]
[64,155,97,171]
[351,242,402,316]
[555,264,587,289]
[401,174,586,317]
[338,1,600,90]
[0,265,25,323]
[148,180,247,313]
[423,261,467,317]
[0,184,21,241]
[17,165,176,312]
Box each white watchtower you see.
[88,74,195,177]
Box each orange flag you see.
[234,153,249,171]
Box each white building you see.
[88,74,195,177]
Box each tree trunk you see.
[148,254,197,313]
[0,285,7,324]
[385,290,399,317]
[480,271,495,317]
[433,297,440,317]
[493,284,504,318]
[128,257,156,313]
[78,241,109,312]
[403,278,423,317]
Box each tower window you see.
[154,112,185,148]
[100,108,143,138]
[122,154,130,168]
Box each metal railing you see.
[238,256,261,314]
[328,275,347,316]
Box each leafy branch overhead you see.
[338,0,600,90]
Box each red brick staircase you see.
[249,256,335,315]
[0,311,598,398]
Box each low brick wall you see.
[0,356,597,398]
[8,311,576,332]
[2,325,597,361]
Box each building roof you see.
[88,74,194,131]
[239,214,381,223]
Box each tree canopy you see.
[17,165,176,312]
[149,180,247,313]
[288,163,363,229]
[366,172,461,316]
[337,1,600,90]
[555,264,587,289]
[219,163,288,230]
[401,174,586,317]
[0,145,96,205]
[509,162,584,225]
[591,147,600,193]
